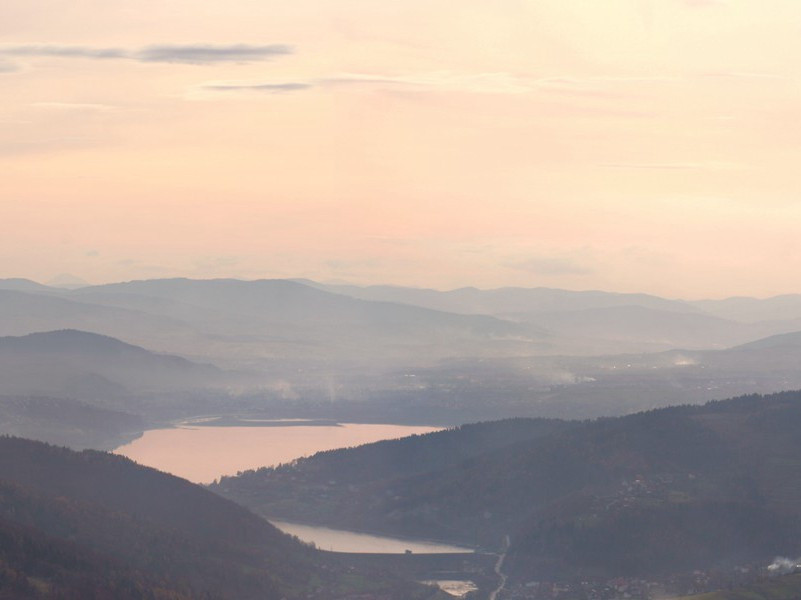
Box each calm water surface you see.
[114,421,440,484]
[271,520,473,554]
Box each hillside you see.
[212,392,801,585]
[76,278,547,359]
[0,396,145,450]
[0,330,228,400]
[210,418,573,531]
[692,294,801,323]
[0,436,447,600]
[680,573,801,600]
[8,279,801,429]
[510,305,771,352]
[0,278,56,293]
[301,281,697,316]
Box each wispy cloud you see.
[202,82,311,93]
[191,70,698,102]
[0,43,292,65]
[135,44,292,64]
[198,71,557,97]
[599,161,740,171]
[0,59,19,73]
[322,71,537,94]
[2,45,127,59]
[197,71,595,98]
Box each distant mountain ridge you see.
[298,280,699,316]
[73,278,551,359]
[0,329,227,402]
[6,278,801,430]
[5,277,801,361]
[0,328,179,356]
[0,278,56,293]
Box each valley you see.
[4,278,801,598]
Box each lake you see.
[114,419,441,484]
[271,520,473,554]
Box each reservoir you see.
[270,520,474,554]
[114,419,441,484]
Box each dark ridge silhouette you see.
[213,391,801,583]
[0,436,448,599]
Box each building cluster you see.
[499,564,765,600]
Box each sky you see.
[1,0,801,298]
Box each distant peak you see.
[46,273,91,289]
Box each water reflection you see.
[271,520,474,554]
[114,421,441,483]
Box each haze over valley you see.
[4,277,801,450]
[6,0,801,597]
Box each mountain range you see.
[5,278,801,440]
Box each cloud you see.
[203,82,311,93]
[2,45,127,59]
[321,71,537,94]
[510,256,594,276]
[0,43,292,65]
[0,59,19,73]
[599,161,740,171]
[198,71,557,98]
[135,44,291,64]
[194,70,684,102]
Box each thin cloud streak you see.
[0,44,292,65]
[136,44,292,64]
[203,82,311,93]
[599,162,741,171]
[0,59,20,73]
[197,71,675,98]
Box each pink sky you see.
[1,0,800,298]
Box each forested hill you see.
[209,417,574,532]
[0,437,447,600]
[678,572,801,600]
[212,391,801,583]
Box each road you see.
[488,535,510,600]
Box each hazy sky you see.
[2,0,800,298]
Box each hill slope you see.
[77,278,546,359]
[301,281,697,316]
[213,392,801,584]
[0,396,144,450]
[0,329,227,400]
[0,436,447,600]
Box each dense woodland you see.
[213,391,801,584]
[0,437,449,600]
[678,573,801,600]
